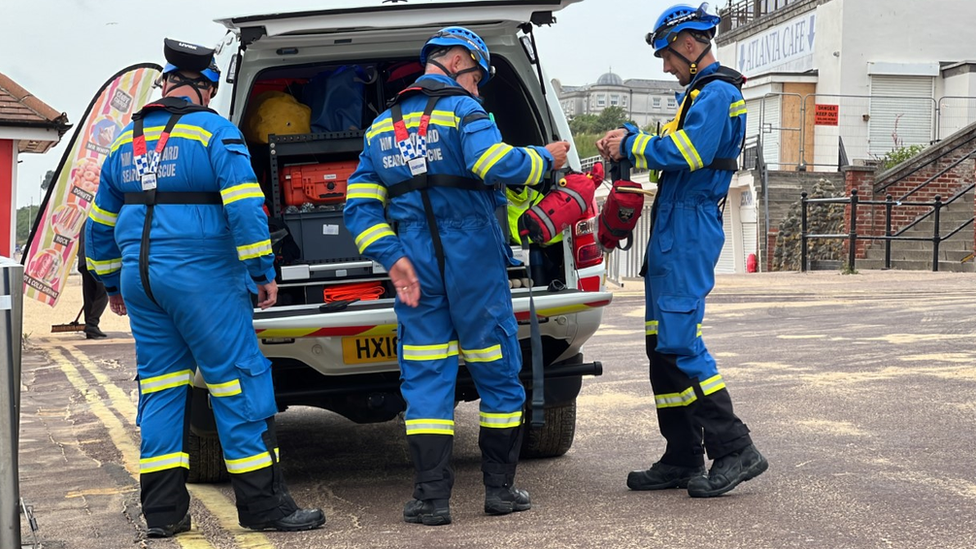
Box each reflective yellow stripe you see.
[139,369,194,394]
[655,387,697,408]
[697,323,703,338]
[366,120,394,143]
[88,204,118,227]
[354,223,396,253]
[473,143,513,179]
[729,100,747,117]
[365,110,459,142]
[402,341,459,361]
[670,130,703,171]
[522,148,544,186]
[207,379,242,397]
[479,411,522,428]
[86,256,122,276]
[140,452,189,474]
[111,123,213,152]
[237,239,272,261]
[405,418,455,436]
[461,344,503,363]
[225,449,279,474]
[645,320,658,336]
[346,183,388,202]
[700,374,726,396]
[631,133,652,171]
[221,182,264,205]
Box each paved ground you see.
[15,270,976,548]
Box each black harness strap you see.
[134,112,183,306]
[392,96,449,280]
[386,174,487,199]
[124,192,222,205]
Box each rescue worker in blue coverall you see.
[86,39,324,538]
[344,26,569,526]
[598,3,768,498]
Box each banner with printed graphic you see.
[22,63,161,306]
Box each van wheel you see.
[520,400,577,458]
[187,429,229,484]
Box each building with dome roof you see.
[553,70,682,130]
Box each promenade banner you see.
[22,64,161,306]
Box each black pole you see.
[800,192,808,272]
[884,194,893,270]
[932,195,942,272]
[848,189,858,271]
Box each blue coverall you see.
[344,74,554,499]
[621,63,754,465]
[86,97,297,528]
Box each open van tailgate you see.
[218,0,583,37]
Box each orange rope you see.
[322,281,386,303]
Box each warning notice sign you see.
[815,104,839,126]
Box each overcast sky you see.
[3,0,677,207]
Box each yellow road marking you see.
[56,345,277,548]
[51,348,214,549]
[65,487,137,499]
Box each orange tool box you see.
[281,160,357,206]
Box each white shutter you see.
[869,75,935,155]
[716,208,736,274]
[746,96,781,170]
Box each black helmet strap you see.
[667,33,712,76]
[164,71,217,102]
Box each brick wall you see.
[842,124,976,258]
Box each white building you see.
[711,0,976,273]
[554,71,681,130]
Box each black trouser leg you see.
[479,423,523,488]
[408,434,454,501]
[647,335,705,467]
[141,468,190,529]
[81,267,107,329]
[696,386,752,460]
[141,388,191,528]
[233,418,298,526]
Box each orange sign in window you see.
[815,104,839,126]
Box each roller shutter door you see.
[868,75,935,155]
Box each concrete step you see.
[861,237,974,252]
[863,248,974,262]
[855,258,975,272]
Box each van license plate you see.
[341,335,398,364]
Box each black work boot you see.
[403,498,452,526]
[146,513,191,538]
[687,444,768,498]
[485,485,531,515]
[243,508,326,531]
[627,462,707,491]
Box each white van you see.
[188,0,613,482]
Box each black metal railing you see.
[719,0,800,33]
[800,187,976,272]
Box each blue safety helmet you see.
[420,26,494,87]
[646,3,721,58]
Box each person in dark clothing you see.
[77,221,108,339]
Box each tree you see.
[41,169,55,191]
[595,106,629,133]
[16,205,41,246]
[568,113,599,135]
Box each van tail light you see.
[573,215,603,269]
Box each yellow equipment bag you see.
[243,91,311,144]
